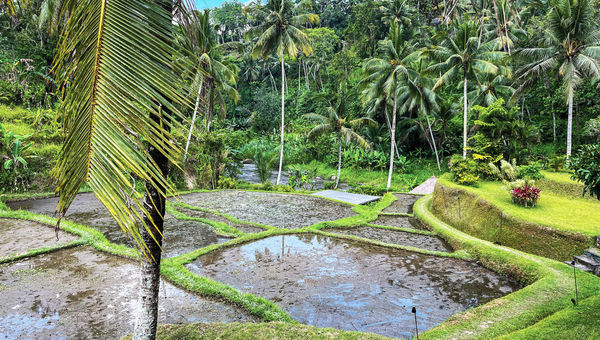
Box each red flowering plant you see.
[506,179,541,207]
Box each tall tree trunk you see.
[276,55,285,185]
[184,79,203,160]
[462,75,468,159]
[567,87,573,157]
[425,112,441,171]
[387,91,397,190]
[336,134,342,189]
[133,2,173,338]
[383,104,401,160]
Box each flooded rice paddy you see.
[382,194,422,214]
[3,190,521,338]
[178,190,356,228]
[0,219,79,258]
[327,225,452,252]
[187,234,520,338]
[7,193,229,258]
[0,247,256,339]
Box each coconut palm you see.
[53,0,191,338]
[361,21,414,190]
[428,19,507,159]
[397,60,442,171]
[247,0,318,185]
[514,0,600,157]
[304,87,375,189]
[468,73,515,107]
[179,9,240,160]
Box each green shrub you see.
[449,155,480,185]
[349,185,387,196]
[217,177,237,189]
[570,144,600,200]
[548,155,567,172]
[517,161,544,180]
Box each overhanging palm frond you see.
[53,0,189,254]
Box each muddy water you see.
[372,215,430,231]
[187,234,520,338]
[327,226,452,252]
[174,207,265,234]
[0,247,256,339]
[6,194,228,258]
[0,219,79,258]
[383,194,421,214]
[179,190,356,229]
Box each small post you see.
[457,196,461,219]
[412,307,419,339]
[571,260,578,306]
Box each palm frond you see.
[54,0,190,255]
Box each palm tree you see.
[53,0,190,338]
[361,21,413,190]
[468,73,515,107]
[247,0,318,185]
[428,19,507,158]
[304,87,375,189]
[179,9,240,160]
[514,0,600,157]
[397,59,442,171]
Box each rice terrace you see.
[1,0,600,339]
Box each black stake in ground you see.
[457,196,461,219]
[412,307,419,339]
[571,260,578,306]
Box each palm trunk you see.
[425,112,441,171]
[567,88,573,157]
[276,55,285,185]
[336,134,342,189]
[387,91,397,190]
[383,104,401,160]
[133,2,173,338]
[184,79,203,161]
[462,75,468,159]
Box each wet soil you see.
[382,194,421,214]
[178,190,356,229]
[372,215,430,231]
[0,247,256,339]
[0,219,79,258]
[187,234,520,339]
[7,194,228,258]
[174,207,265,234]
[327,226,453,252]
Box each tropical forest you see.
[1,0,600,338]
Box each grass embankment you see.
[415,195,600,339]
[432,174,598,260]
[128,322,388,340]
[294,160,440,192]
[538,170,593,200]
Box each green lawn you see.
[442,176,600,236]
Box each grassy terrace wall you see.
[431,176,594,261]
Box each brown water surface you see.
[7,194,228,257]
[187,234,520,338]
[327,225,452,252]
[178,190,356,228]
[0,247,256,339]
[0,218,79,258]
